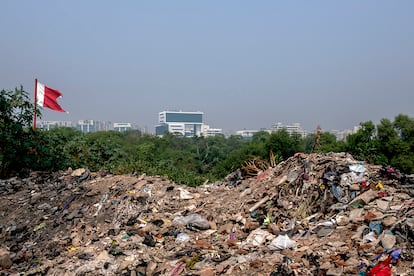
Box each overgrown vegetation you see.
[1,86,413,184]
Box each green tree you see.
[393,114,414,151]
[319,132,345,153]
[346,121,382,164]
[265,130,303,160]
[390,114,414,173]
[0,86,38,177]
[35,127,83,170]
[377,118,402,163]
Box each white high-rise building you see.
[155,110,222,137]
[113,123,132,132]
[155,110,204,137]
[271,122,306,138]
[38,120,73,130]
[77,120,112,133]
[202,125,223,137]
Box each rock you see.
[0,248,12,269]
[71,168,86,177]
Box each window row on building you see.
[38,120,134,133]
[155,110,223,137]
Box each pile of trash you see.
[1,152,414,275]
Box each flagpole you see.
[33,78,38,132]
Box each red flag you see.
[36,82,66,112]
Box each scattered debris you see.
[1,152,413,275]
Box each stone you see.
[0,248,12,269]
[71,168,86,177]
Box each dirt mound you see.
[1,153,413,275]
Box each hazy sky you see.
[1,1,413,133]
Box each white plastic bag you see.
[268,234,296,250]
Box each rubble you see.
[1,152,414,275]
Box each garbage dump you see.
[1,152,414,275]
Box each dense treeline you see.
[1,87,413,184]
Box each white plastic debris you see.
[178,188,194,199]
[268,234,297,250]
[175,233,190,243]
[244,229,274,247]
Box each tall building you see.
[330,125,361,141]
[235,129,271,140]
[77,120,96,133]
[236,129,260,140]
[202,125,223,137]
[77,120,112,133]
[271,122,306,138]
[155,110,204,137]
[38,120,74,130]
[113,123,132,132]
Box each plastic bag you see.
[175,233,190,243]
[268,234,296,250]
[173,214,210,230]
[367,256,391,276]
[349,163,365,173]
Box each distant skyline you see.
[1,1,413,133]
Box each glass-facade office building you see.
[155,111,204,137]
